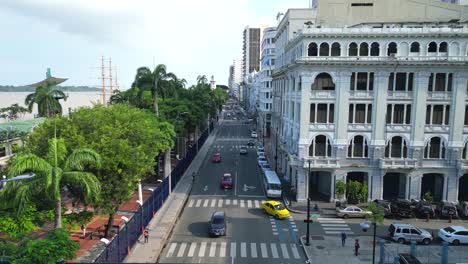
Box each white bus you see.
[263,170,282,198]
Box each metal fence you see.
[94,125,212,263]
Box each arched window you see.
[309,135,332,157]
[424,137,446,159]
[462,141,468,160]
[308,42,318,56]
[359,43,369,56]
[410,42,420,53]
[349,42,358,56]
[312,73,335,91]
[319,43,330,56]
[370,42,379,56]
[387,42,397,56]
[439,42,448,53]
[428,42,437,53]
[385,136,408,158]
[331,42,341,56]
[348,135,368,158]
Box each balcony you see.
[386,124,411,133]
[309,123,335,131]
[387,91,413,99]
[380,158,417,169]
[310,90,335,99]
[424,125,449,133]
[348,123,372,131]
[303,157,340,169]
[458,160,468,170]
[427,91,452,101]
[349,90,373,99]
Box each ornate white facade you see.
[271,5,468,203]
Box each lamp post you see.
[303,158,312,246]
[137,200,143,234]
[169,112,188,195]
[360,220,377,264]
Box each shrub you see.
[360,182,368,202]
[0,208,37,239]
[0,240,18,257]
[346,180,362,204]
[335,180,346,199]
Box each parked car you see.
[239,146,248,155]
[336,206,372,219]
[212,153,221,163]
[435,201,459,219]
[261,200,290,219]
[251,131,258,138]
[220,173,233,189]
[260,164,271,174]
[247,140,255,146]
[256,150,265,157]
[388,223,432,245]
[414,201,436,218]
[257,146,265,152]
[373,199,392,217]
[209,211,227,237]
[458,201,468,218]
[258,158,268,168]
[438,226,468,245]
[390,199,414,218]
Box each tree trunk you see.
[153,91,159,116]
[164,149,171,178]
[105,212,115,238]
[55,198,62,228]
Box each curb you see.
[282,195,306,214]
[299,235,312,263]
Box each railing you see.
[380,158,417,169]
[387,90,413,98]
[300,26,468,35]
[303,157,339,168]
[310,90,336,98]
[94,123,213,263]
[427,91,452,100]
[349,90,373,98]
[297,55,468,63]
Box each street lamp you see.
[121,216,129,259]
[137,200,143,234]
[360,220,377,264]
[303,158,312,246]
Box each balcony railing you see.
[427,91,452,100]
[387,90,413,99]
[303,157,340,168]
[458,160,468,170]
[349,90,373,99]
[297,56,468,63]
[386,124,411,133]
[309,123,335,131]
[425,124,450,133]
[348,123,372,131]
[380,158,417,169]
[310,90,335,99]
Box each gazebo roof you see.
[28,76,68,88]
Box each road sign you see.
[311,214,319,219]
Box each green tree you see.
[196,75,208,85]
[0,137,101,228]
[366,201,384,225]
[109,90,128,105]
[24,82,67,117]
[335,180,346,199]
[213,88,228,112]
[0,103,30,121]
[346,180,362,204]
[360,182,368,202]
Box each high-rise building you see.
[271,0,468,202]
[242,26,261,80]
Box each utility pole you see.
[101,56,106,105]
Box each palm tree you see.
[0,138,101,228]
[196,75,208,85]
[25,82,67,117]
[109,90,127,105]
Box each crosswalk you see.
[188,198,263,209]
[317,217,354,235]
[212,145,258,151]
[164,241,301,260]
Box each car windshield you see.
[269,183,281,190]
[274,204,285,210]
[212,217,224,225]
[223,176,232,182]
[443,227,455,233]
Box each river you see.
[0,92,103,123]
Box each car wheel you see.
[452,239,460,246]
[422,238,431,245]
[343,214,349,219]
[397,238,405,244]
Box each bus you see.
[263,170,282,198]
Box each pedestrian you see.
[354,239,360,256]
[81,224,86,238]
[144,229,149,244]
[341,231,347,247]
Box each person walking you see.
[341,231,347,246]
[144,229,149,244]
[81,224,86,238]
[354,239,360,256]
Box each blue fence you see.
[94,126,212,263]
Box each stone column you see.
[448,72,468,156]
[334,71,352,153]
[370,169,384,200]
[405,174,411,200]
[371,72,390,152]
[334,171,347,201]
[411,72,431,149]
[442,174,448,201]
[299,74,314,158]
[408,172,422,200]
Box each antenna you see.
[109,58,113,96]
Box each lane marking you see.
[188,200,194,207]
[226,199,231,205]
[323,227,352,230]
[240,242,247,258]
[209,242,216,257]
[325,231,355,234]
[234,171,238,196]
[247,200,252,208]
[237,195,265,198]
[240,200,245,208]
[250,243,258,258]
[218,199,223,207]
[198,242,206,257]
[210,199,216,207]
[280,243,290,259]
[233,199,238,206]
[177,242,187,257]
[230,242,236,258]
[254,200,260,208]
[166,243,177,257]
[187,242,196,257]
[321,224,349,227]
[270,243,279,258]
[220,242,227,258]
[203,199,209,207]
[260,243,268,258]
[291,244,301,259]
[195,200,201,207]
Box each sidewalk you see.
[124,116,222,263]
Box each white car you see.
[438,226,468,245]
[257,156,268,167]
[251,131,258,138]
[257,146,265,152]
[256,150,265,157]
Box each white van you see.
[263,170,282,198]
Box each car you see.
[220,173,233,189]
[373,199,392,217]
[414,201,436,218]
[256,150,265,157]
[261,200,290,219]
[435,201,459,219]
[257,146,265,152]
[212,153,221,163]
[390,199,414,218]
[260,164,271,174]
[247,140,255,146]
[251,131,258,138]
[458,201,468,218]
[438,226,468,245]
[336,206,372,219]
[209,211,226,237]
[257,156,267,167]
[239,146,248,155]
[388,223,432,245]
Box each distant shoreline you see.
[0,85,100,92]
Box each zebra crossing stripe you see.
[218,199,223,207]
[240,200,245,208]
[187,242,196,257]
[280,243,289,259]
[247,200,252,208]
[240,242,247,258]
[323,227,351,230]
[270,243,279,258]
[199,242,207,257]
[210,199,216,207]
[195,200,201,207]
[226,199,231,205]
[326,231,355,234]
[254,200,260,208]
[291,244,300,259]
[166,243,177,257]
[188,200,194,207]
[177,242,187,257]
[230,242,236,258]
[233,199,238,206]
[209,242,216,257]
[220,242,227,258]
[250,243,257,258]
[260,243,268,258]
[203,199,209,207]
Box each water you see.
[0,92,103,123]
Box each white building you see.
[272,0,468,203]
[228,59,243,99]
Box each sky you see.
[0,0,309,89]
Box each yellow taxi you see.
[261,200,290,219]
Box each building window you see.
[331,42,341,56]
[388,72,414,91]
[312,73,335,90]
[426,105,450,125]
[410,42,420,53]
[0,147,6,157]
[387,42,397,56]
[370,42,379,56]
[428,73,452,92]
[439,42,448,53]
[320,43,330,56]
[385,136,408,158]
[359,43,369,56]
[349,42,358,56]
[348,135,368,158]
[424,137,446,159]
[428,42,437,53]
[310,103,334,123]
[309,135,332,157]
[386,104,411,124]
[350,72,374,91]
[308,42,318,56]
[465,105,468,126]
[349,104,372,124]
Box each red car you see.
[212,153,221,163]
[220,173,233,189]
